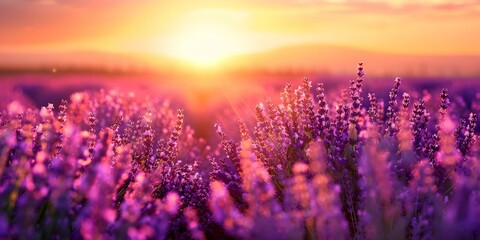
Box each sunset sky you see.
[1,0,480,70]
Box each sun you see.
[164,22,245,67]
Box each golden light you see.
[164,20,247,68]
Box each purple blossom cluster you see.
[0,64,479,239]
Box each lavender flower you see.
[0,64,478,239]
[385,77,402,136]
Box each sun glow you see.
[164,21,247,67]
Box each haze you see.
[1,0,480,75]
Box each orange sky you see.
[1,0,480,67]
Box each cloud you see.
[0,0,479,56]
[251,0,480,12]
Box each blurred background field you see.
[1,71,478,139]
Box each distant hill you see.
[1,44,480,77]
[223,44,480,77]
[0,51,168,74]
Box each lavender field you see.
[0,63,478,239]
